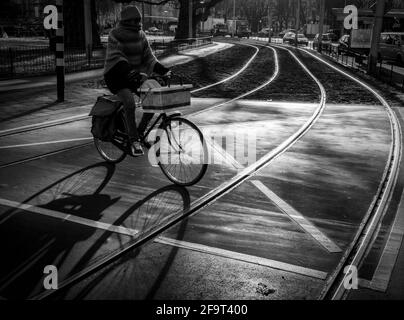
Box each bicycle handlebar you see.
[143,72,182,87]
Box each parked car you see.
[237,25,251,38]
[279,28,296,38]
[168,24,177,33]
[286,33,309,46]
[282,31,295,44]
[258,27,270,37]
[338,34,350,49]
[336,33,371,56]
[326,30,340,41]
[337,34,351,54]
[313,33,332,49]
[378,32,404,65]
[147,26,161,34]
[213,23,228,36]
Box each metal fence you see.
[0,36,212,79]
[251,36,404,91]
[0,45,106,79]
[313,42,404,92]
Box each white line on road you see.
[0,198,137,237]
[206,125,341,253]
[0,137,93,149]
[251,180,342,253]
[157,237,328,279]
[369,191,404,292]
[0,197,327,280]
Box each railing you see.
[252,36,404,92]
[0,45,106,79]
[316,42,404,92]
[0,36,213,79]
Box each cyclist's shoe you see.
[129,141,144,157]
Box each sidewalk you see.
[0,41,232,94]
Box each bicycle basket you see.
[139,84,193,112]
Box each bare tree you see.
[113,0,224,39]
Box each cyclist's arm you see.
[141,31,157,75]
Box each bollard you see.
[87,44,91,66]
[55,0,64,102]
[378,60,382,77]
[8,48,14,76]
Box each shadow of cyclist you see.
[0,162,117,299]
[54,184,191,300]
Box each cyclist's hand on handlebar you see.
[127,71,148,85]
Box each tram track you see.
[29,43,333,300]
[269,42,402,299]
[296,48,402,300]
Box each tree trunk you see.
[175,0,199,40]
[64,0,100,48]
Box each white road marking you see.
[0,137,93,149]
[0,198,137,236]
[207,128,341,253]
[251,180,342,253]
[368,191,404,291]
[157,237,328,279]
[0,197,327,280]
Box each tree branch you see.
[113,0,172,5]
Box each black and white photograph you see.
[0,0,403,308]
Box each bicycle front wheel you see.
[156,117,208,186]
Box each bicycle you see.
[93,74,208,186]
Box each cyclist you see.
[103,5,171,156]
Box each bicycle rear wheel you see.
[156,117,208,186]
[94,111,127,163]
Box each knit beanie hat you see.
[121,5,142,21]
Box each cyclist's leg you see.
[117,88,139,141]
[117,88,144,155]
[138,112,154,137]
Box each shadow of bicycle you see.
[0,162,190,300]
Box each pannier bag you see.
[89,95,122,141]
[139,84,193,112]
